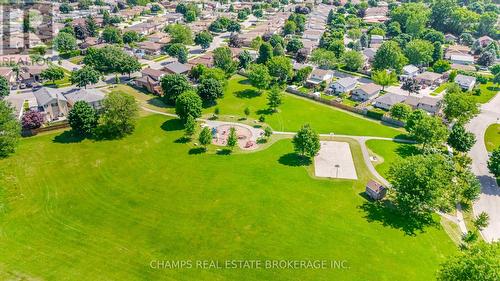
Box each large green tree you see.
[247,63,271,93]
[447,123,476,153]
[41,67,65,84]
[70,66,100,89]
[68,101,98,136]
[488,147,500,177]
[342,50,364,72]
[165,24,193,45]
[54,32,77,53]
[405,40,434,66]
[373,41,408,73]
[292,124,320,158]
[213,47,236,75]
[102,26,123,44]
[371,70,397,90]
[175,91,202,123]
[0,100,21,158]
[0,76,10,97]
[160,74,192,104]
[197,78,224,104]
[443,91,479,123]
[267,56,293,84]
[406,112,449,150]
[194,31,213,50]
[99,91,138,138]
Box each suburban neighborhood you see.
[0,0,499,280]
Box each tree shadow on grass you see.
[174,136,191,143]
[278,153,312,167]
[161,119,184,132]
[396,144,420,158]
[255,108,274,116]
[188,147,206,155]
[216,148,232,155]
[487,86,500,92]
[358,197,437,236]
[235,89,261,99]
[238,79,252,85]
[52,131,85,144]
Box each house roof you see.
[454,74,476,86]
[356,83,382,96]
[416,71,441,82]
[138,41,163,51]
[64,88,105,104]
[403,64,419,74]
[163,61,191,74]
[419,96,441,107]
[366,180,385,193]
[450,54,474,62]
[374,93,406,106]
[334,77,357,88]
[142,67,166,80]
[404,96,420,107]
[310,68,332,77]
[33,88,66,106]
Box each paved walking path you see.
[466,94,500,242]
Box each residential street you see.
[466,93,500,242]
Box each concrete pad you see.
[314,141,358,180]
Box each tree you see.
[198,126,212,150]
[0,76,10,97]
[437,242,500,281]
[342,50,364,71]
[310,48,337,69]
[294,66,313,85]
[447,123,476,153]
[295,48,309,63]
[390,103,412,121]
[99,91,138,138]
[286,38,303,54]
[409,114,449,150]
[229,33,242,48]
[257,42,273,64]
[165,24,193,45]
[433,59,450,73]
[227,21,241,33]
[84,46,139,74]
[283,20,297,35]
[247,64,271,93]
[477,12,497,37]
[67,101,98,136]
[213,47,236,75]
[175,91,202,122]
[371,70,397,91]
[102,27,123,44]
[460,33,474,46]
[117,55,141,77]
[293,124,320,158]
[267,86,282,112]
[54,32,77,53]
[473,212,489,231]
[74,24,89,40]
[373,41,408,72]
[227,127,237,150]
[21,110,43,130]
[238,50,253,69]
[123,31,141,44]
[40,67,63,84]
[267,56,293,84]
[184,115,196,138]
[443,91,479,123]
[85,16,98,37]
[70,66,100,89]
[405,40,434,66]
[401,78,421,95]
[166,43,189,63]
[194,31,213,50]
[478,51,495,67]
[160,74,191,104]
[273,44,285,56]
[360,33,368,48]
[244,107,250,119]
[0,101,20,158]
[488,147,500,177]
[60,3,73,13]
[430,0,456,32]
[197,78,224,104]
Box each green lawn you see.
[485,124,500,152]
[474,82,499,104]
[366,139,420,179]
[203,76,404,138]
[431,82,449,96]
[0,115,455,280]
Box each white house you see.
[33,88,69,122]
[64,88,106,110]
[401,64,419,79]
[454,74,476,91]
[328,77,357,94]
[450,54,474,65]
[306,68,333,86]
[373,93,406,110]
[351,83,382,101]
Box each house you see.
[362,48,376,63]
[79,37,99,50]
[328,77,357,94]
[136,41,163,56]
[306,68,334,87]
[351,83,382,101]
[444,34,457,43]
[477,36,494,47]
[163,62,192,75]
[417,96,441,115]
[370,35,384,45]
[373,93,407,110]
[135,67,166,94]
[401,64,419,79]
[64,88,105,110]
[445,45,471,59]
[188,53,214,68]
[365,180,386,200]
[363,6,388,23]
[147,32,171,44]
[454,74,476,91]
[32,88,69,121]
[450,54,475,65]
[415,71,442,86]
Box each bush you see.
[21,110,44,130]
[366,110,384,120]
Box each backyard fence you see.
[22,122,70,137]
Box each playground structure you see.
[211,124,258,150]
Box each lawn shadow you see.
[255,108,274,116]
[147,96,173,110]
[278,153,312,167]
[52,131,85,144]
[161,119,184,132]
[237,79,252,85]
[175,136,191,143]
[395,144,420,158]
[188,147,206,154]
[235,89,261,99]
[216,148,232,155]
[358,197,437,236]
[487,86,500,92]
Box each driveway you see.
[466,93,500,242]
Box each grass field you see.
[202,75,404,138]
[366,140,420,179]
[474,82,499,104]
[485,123,500,152]
[0,114,454,280]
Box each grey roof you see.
[334,77,357,88]
[402,64,419,74]
[164,61,191,74]
[64,88,105,104]
[454,74,476,86]
[33,87,66,106]
[419,96,441,107]
[374,93,406,106]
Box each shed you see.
[365,180,386,200]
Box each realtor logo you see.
[0,1,55,55]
